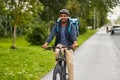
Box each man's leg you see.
[66,49,74,80]
[54,44,63,60]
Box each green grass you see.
[0,37,55,80]
[0,30,97,80]
[77,30,97,46]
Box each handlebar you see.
[45,46,73,50]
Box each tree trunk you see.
[93,7,96,30]
[11,24,17,49]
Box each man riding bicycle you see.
[42,9,78,80]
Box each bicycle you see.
[46,46,72,80]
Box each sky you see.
[107,5,120,22]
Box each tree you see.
[115,16,120,24]
[1,0,43,48]
[66,0,80,17]
[39,0,68,22]
[77,0,120,29]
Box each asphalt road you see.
[110,33,120,59]
[41,27,120,80]
[111,35,120,51]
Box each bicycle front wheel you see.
[62,61,67,80]
[53,64,62,80]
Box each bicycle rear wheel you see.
[53,64,62,80]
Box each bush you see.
[26,22,48,45]
[79,17,87,34]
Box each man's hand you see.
[72,41,78,50]
[42,42,48,49]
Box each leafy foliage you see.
[0,15,12,38]
[39,0,68,22]
[26,21,48,45]
[0,0,120,45]
[115,15,120,24]
[79,17,87,34]
[0,0,44,48]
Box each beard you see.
[61,19,68,24]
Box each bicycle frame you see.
[56,48,66,63]
[56,48,67,80]
[45,46,71,80]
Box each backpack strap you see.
[56,18,61,33]
[68,22,72,33]
[55,22,59,33]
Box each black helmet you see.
[59,9,70,16]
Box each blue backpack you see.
[56,17,80,36]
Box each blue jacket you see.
[46,20,77,46]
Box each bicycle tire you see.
[53,64,62,80]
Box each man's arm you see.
[46,25,57,43]
[42,24,57,48]
[42,42,48,49]
[71,25,78,49]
